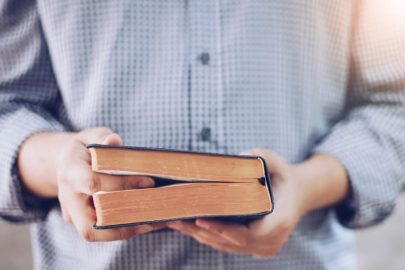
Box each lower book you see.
[88,144,274,229]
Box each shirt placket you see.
[188,1,225,153]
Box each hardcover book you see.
[88,144,274,229]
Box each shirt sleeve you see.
[0,1,66,223]
[313,1,405,228]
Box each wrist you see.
[290,154,349,214]
[18,131,76,198]
[289,164,314,217]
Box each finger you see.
[102,133,123,146]
[96,174,155,192]
[67,162,155,195]
[250,148,288,175]
[167,221,195,232]
[169,222,247,254]
[248,213,288,242]
[61,147,154,195]
[149,222,168,231]
[168,221,230,245]
[169,220,248,247]
[191,228,277,258]
[195,219,250,247]
[78,127,117,145]
[252,247,279,259]
[247,215,271,238]
[248,216,293,255]
[192,233,247,255]
[170,222,274,257]
[66,192,154,241]
[69,138,154,194]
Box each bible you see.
[88,144,274,229]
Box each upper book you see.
[88,144,274,229]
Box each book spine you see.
[257,156,274,213]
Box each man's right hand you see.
[18,127,163,241]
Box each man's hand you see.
[168,148,349,258]
[168,149,304,257]
[19,128,165,242]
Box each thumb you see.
[250,148,288,176]
[79,127,123,145]
[102,133,123,146]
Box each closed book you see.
[88,144,274,229]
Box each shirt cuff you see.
[0,108,65,223]
[312,121,399,228]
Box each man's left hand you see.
[168,148,309,258]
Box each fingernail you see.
[101,133,123,146]
[102,134,115,144]
[138,178,154,188]
[195,219,210,229]
[136,225,153,234]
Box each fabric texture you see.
[1,0,405,269]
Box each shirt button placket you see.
[189,1,220,152]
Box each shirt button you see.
[198,52,210,65]
[199,127,211,142]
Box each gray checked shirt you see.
[1,1,405,269]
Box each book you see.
[88,144,274,229]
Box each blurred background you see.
[1,194,404,269]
